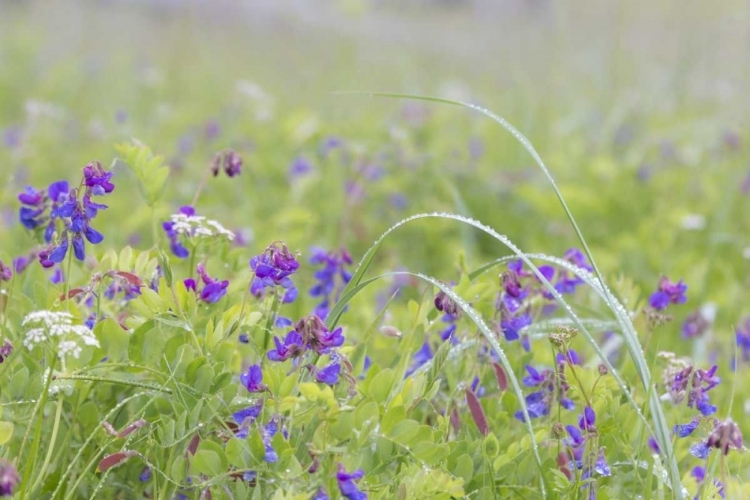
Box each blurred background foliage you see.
[0,0,748,346]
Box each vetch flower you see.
[691,466,725,499]
[0,460,19,496]
[308,247,352,319]
[315,361,341,385]
[183,263,229,304]
[250,242,299,300]
[0,340,13,363]
[267,331,306,362]
[706,418,743,455]
[649,276,688,310]
[210,149,242,177]
[240,364,267,393]
[673,417,701,438]
[336,464,367,500]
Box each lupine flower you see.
[162,206,235,258]
[336,464,367,500]
[183,263,229,304]
[309,247,352,319]
[649,276,688,310]
[0,460,19,496]
[240,365,267,393]
[210,149,242,177]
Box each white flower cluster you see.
[23,311,99,360]
[169,213,235,241]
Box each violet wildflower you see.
[210,149,242,177]
[0,261,11,282]
[309,247,352,319]
[0,340,13,363]
[515,361,575,421]
[240,365,267,393]
[682,309,710,339]
[267,331,306,362]
[673,416,701,438]
[649,276,688,310]
[250,242,299,301]
[19,162,113,266]
[664,362,720,416]
[312,489,330,500]
[434,287,461,317]
[315,361,341,385]
[139,466,151,482]
[691,466,725,499]
[336,464,367,500]
[554,248,593,295]
[690,441,710,459]
[647,436,661,454]
[183,263,229,304]
[706,418,743,455]
[735,317,750,363]
[288,156,313,179]
[0,460,19,496]
[293,315,344,355]
[405,342,432,376]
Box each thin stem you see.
[18,356,57,499]
[190,168,212,207]
[55,375,173,394]
[27,395,64,495]
[64,245,74,312]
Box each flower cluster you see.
[266,315,345,384]
[209,149,242,177]
[0,260,11,282]
[496,250,592,351]
[19,162,113,266]
[308,247,352,319]
[0,460,19,497]
[184,263,229,304]
[649,276,687,310]
[162,206,235,258]
[0,340,13,363]
[250,242,299,304]
[664,363,720,416]
[514,352,578,421]
[562,407,611,488]
[22,310,100,366]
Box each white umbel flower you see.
[23,310,99,361]
[169,213,235,241]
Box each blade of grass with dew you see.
[335,91,683,497]
[326,212,655,439]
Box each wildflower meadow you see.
[0,1,749,499]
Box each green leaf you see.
[114,141,170,207]
[0,421,13,445]
[192,449,223,476]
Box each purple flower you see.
[210,149,242,177]
[267,331,306,362]
[291,315,345,354]
[648,436,661,454]
[500,312,532,342]
[315,362,341,385]
[579,406,596,431]
[240,365,267,393]
[139,466,151,482]
[522,365,547,387]
[336,464,367,500]
[309,247,352,319]
[288,156,313,179]
[706,418,743,455]
[0,340,13,363]
[311,489,330,500]
[674,417,701,438]
[83,161,115,195]
[649,276,687,310]
[184,263,229,304]
[0,460,19,496]
[406,342,432,376]
[690,441,710,459]
[232,404,262,427]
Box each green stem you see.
[260,292,281,368]
[55,375,173,394]
[18,356,57,499]
[27,395,64,495]
[64,246,74,311]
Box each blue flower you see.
[674,417,700,438]
[308,247,352,319]
[267,331,306,362]
[649,276,687,310]
[240,365,267,393]
[315,362,341,385]
[336,464,367,500]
